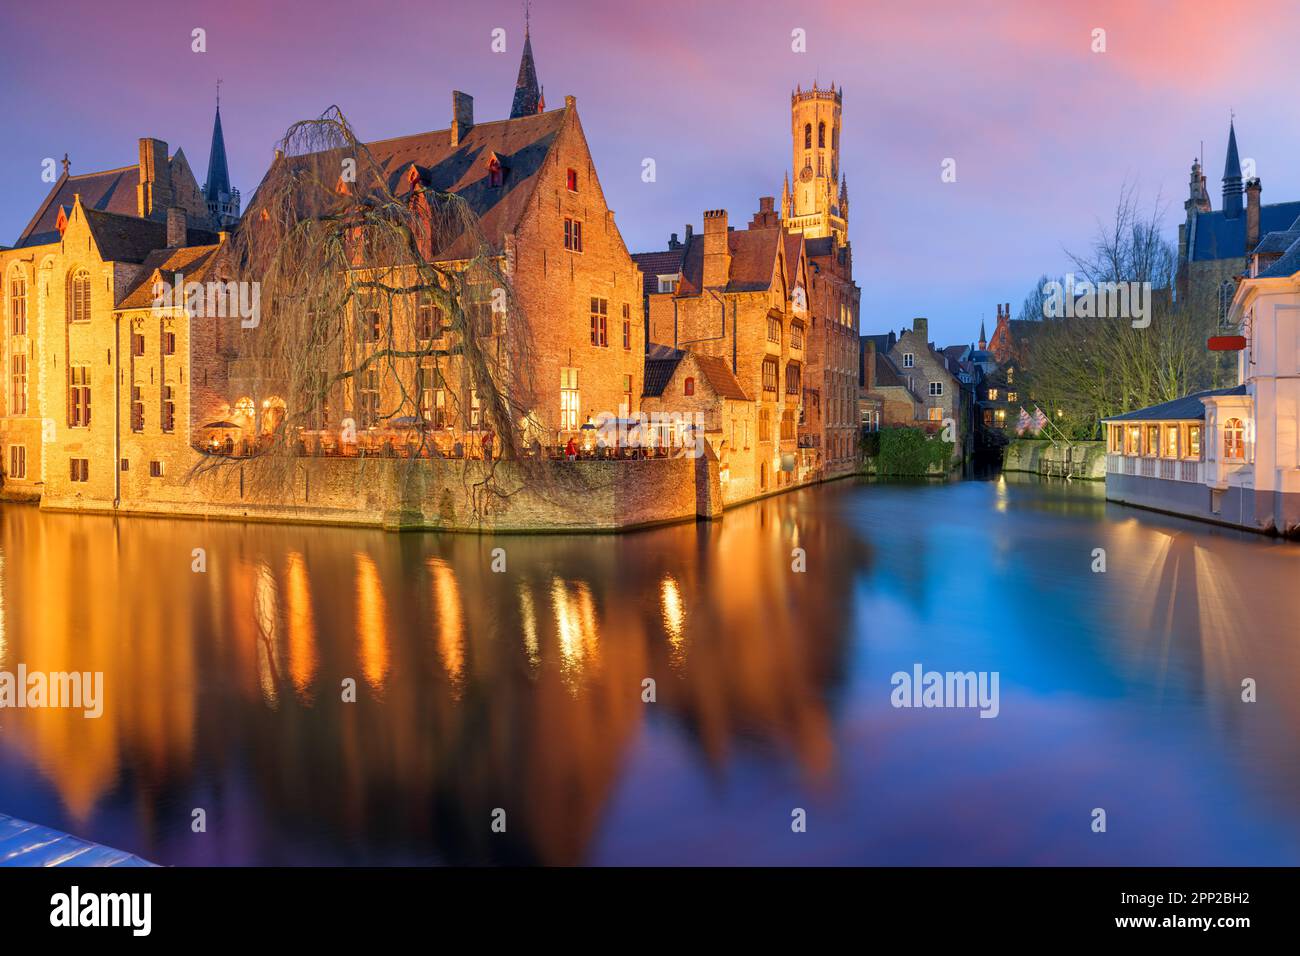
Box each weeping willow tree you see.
[191,107,584,516]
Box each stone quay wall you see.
[36,451,712,533]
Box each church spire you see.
[978,319,987,351]
[510,11,543,118]
[203,80,240,229]
[1222,115,1243,219]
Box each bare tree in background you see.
[1022,184,1215,435]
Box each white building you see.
[1103,214,1300,536]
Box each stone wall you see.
[38,450,711,533]
[1003,439,1106,479]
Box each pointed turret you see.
[978,320,987,351]
[510,21,543,118]
[203,85,240,228]
[1222,118,1243,219]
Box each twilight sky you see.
[2,0,1297,346]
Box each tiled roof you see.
[82,209,218,265]
[694,353,750,401]
[253,108,567,260]
[83,208,217,264]
[17,165,142,247]
[1103,385,1247,422]
[1191,201,1300,260]
[117,244,223,309]
[642,344,684,397]
[723,228,780,292]
[874,352,907,389]
[1258,232,1300,278]
[630,249,685,297]
[668,227,782,296]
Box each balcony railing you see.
[1107,452,1201,484]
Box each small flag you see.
[1016,407,1031,435]
[1032,406,1049,432]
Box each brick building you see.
[634,201,805,498]
[632,81,861,501]
[3,25,649,511]
[858,318,963,460]
[1,133,225,504]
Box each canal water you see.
[2,475,1299,865]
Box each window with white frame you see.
[560,367,580,430]
[902,352,914,368]
[929,381,943,396]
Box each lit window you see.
[1224,418,1245,460]
[928,407,943,421]
[1188,425,1202,458]
[560,367,580,430]
[1007,391,1017,402]
[987,388,998,401]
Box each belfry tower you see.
[785,81,846,243]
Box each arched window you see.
[818,122,825,148]
[804,124,812,150]
[1223,418,1245,460]
[261,396,287,435]
[67,269,91,323]
[684,377,695,397]
[9,271,26,335]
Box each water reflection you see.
[1,476,1299,865]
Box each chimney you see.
[1246,178,1262,252]
[166,207,187,247]
[136,138,173,218]
[912,316,928,343]
[451,91,474,147]
[864,338,876,390]
[702,210,731,288]
[684,223,693,244]
[668,232,680,250]
[750,196,778,228]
